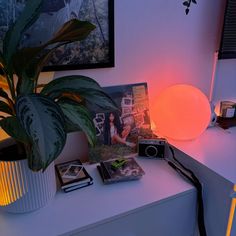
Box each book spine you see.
[61,177,92,189]
[100,162,112,178]
[63,181,93,193]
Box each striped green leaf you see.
[81,90,118,111]
[58,100,96,146]
[40,75,102,98]
[16,94,66,171]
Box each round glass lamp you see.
[153,84,211,140]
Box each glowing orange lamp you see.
[153,84,211,140]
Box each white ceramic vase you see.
[0,139,56,213]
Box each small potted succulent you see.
[0,0,117,213]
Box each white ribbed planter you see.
[0,159,56,213]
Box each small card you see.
[55,159,92,188]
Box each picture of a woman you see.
[103,112,136,148]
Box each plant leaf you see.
[58,100,96,146]
[40,75,118,111]
[0,50,5,64]
[13,47,43,95]
[0,88,15,112]
[192,0,197,4]
[0,101,14,115]
[0,51,7,73]
[13,19,95,94]
[3,0,42,65]
[46,19,96,45]
[16,94,66,171]
[0,88,9,100]
[40,75,102,98]
[81,90,118,112]
[15,47,58,95]
[0,52,15,99]
[0,116,29,143]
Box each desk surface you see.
[169,126,236,184]
[0,158,194,236]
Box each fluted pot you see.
[0,139,56,213]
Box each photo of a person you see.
[103,112,136,148]
[89,83,151,163]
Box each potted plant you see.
[0,0,117,213]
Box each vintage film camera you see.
[138,138,166,158]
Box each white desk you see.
[169,126,236,236]
[0,158,196,236]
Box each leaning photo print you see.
[89,83,153,162]
[0,0,114,71]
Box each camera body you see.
[138,138,166,158]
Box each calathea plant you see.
[0,0,117,171]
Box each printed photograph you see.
[56,160,87,184]
[0,0,114,70]
[89,83,152,162]
[62,165,84,179]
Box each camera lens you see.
[145,145,158,157]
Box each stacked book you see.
[97,157,145,184]
[55,159,93,193]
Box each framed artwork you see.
[0,0,114,71]
[89,83,153,163]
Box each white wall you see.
[213,59,236,103]
[213,58,236,116]
[55,0,225,121]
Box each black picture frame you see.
[0,0,114,71]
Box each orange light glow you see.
[0,161,26,206]
[226,185,236,236]
[153,84,211,140]
[0,129,9,141]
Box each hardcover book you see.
[55,159,93,192]
[97,157,145,184]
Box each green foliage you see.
[16,94,66,171]
[0,0,117,171]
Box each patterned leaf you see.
[0,116,29,143]
[16,94,66,171]
[40,75,102,98]
[58,100,96,146]
[81,90,118,112]
[41,75,118,111]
